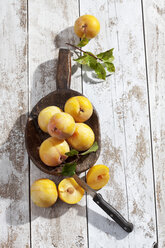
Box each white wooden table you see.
[0,0,165,247]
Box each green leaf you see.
[97,49,114,63]
[74,53,97,70]
[80,142,99,156]
[85,54,97,69]
[104,62,115,73]
[65,149,79,157]
[84,51,95,56]
[74,50,115,80]
[77,37,89,47]
[61,162,77,177]
[94,63,106,80]
[74,55,89,65]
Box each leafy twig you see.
[66,43,103,62]
[62,142,99,177]
[77,37,89,47]
[62,162,77,177]
[80,142,99,155]
[66,41,115,80]
[66,142,99,157]
[65,149,79,157]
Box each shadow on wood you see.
[78,206,129,240]
[54,26,77,50]
[0,113,30,226]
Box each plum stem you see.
[66,43,103,61]
[82,24,87,36]
[80,107,84,112]
[98,175,103,180]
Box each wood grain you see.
[0,0,30,247]
[142,0,165,246]
[1,0,164,247]
[28,0,88,247]
[80,0,157,247]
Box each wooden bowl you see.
[25,49,101,175]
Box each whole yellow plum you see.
[48,112,76,139]
[38,106,62,133]
[64,96,93,122]
[67,123,95,151]
[31,179,58,207]
[39,137,70,166]
[74,15,100,39]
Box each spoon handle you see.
[56,48,71,90]
[93,193,133,233]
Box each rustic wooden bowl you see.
[25,49,101,175]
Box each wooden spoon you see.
[25,48,101,175]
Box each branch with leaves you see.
[66,38,115,80]
[62,141,99,176]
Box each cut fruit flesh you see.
[58,178,84,204]
[86,164,110,190]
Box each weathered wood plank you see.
[142,0,165,247]
[0,0,30,247]
[80,0,157,247]
[29,0,88,247]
